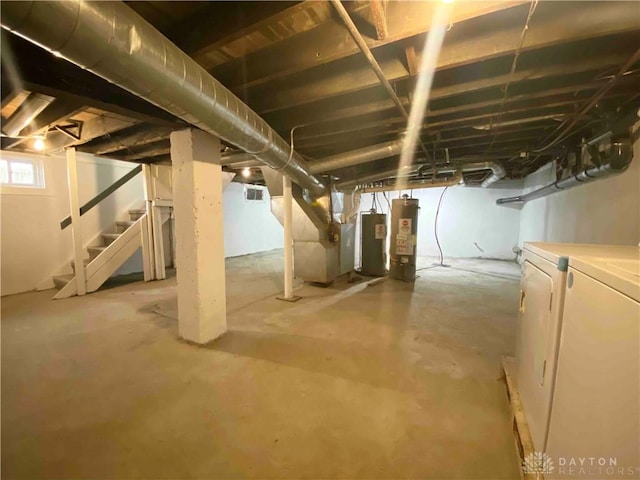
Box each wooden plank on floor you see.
[501,355,542,480]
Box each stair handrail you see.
[60,164,143,230]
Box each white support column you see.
[66,147,86,296]
[171,129,226,344]
[277,175,300,302]
[141,164,155,282]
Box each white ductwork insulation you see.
[0,0,325,196]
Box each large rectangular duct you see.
[262,167,355,284]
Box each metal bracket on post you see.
[66,147,87,295]
[277,175,301,302]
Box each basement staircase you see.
[52,208,149,299]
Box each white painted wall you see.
[1,151,144,297]
[355,183,524,263]
[518,135,640,247]
[222,183,283,258]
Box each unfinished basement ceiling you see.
[1,1,639,186]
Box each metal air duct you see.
[0,1,325,196]
[419,161,506,187]
[1,93,54,137]
[496,140,632,205]
[336,164,417,190]
[309,138,404,173]
[359,171,463,193]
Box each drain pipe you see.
[496,140,632,205]
[0,1,325,196]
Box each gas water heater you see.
[360,211,387,276]
[390,195,419,281]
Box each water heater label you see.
[375,224,386,239]
[399,218,412,235]
[396,234,414,255]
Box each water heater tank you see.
[390,196,419,281]
[360,212,387,276]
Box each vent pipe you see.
[496,140,632,205]
[0,1,325,196]
[336,164,417,190]
[358,171,463,193]
[419,161,506,187]
[309,138,403,173]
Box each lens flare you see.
[397,4,452,186]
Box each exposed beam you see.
[293,102,590,151]
[246,2,639,114]
[369,0,388,41]
[212,1,524,91]
[404,44,418,77]
[2,97,86,150]
[266,48,634,132]
[1,34,182,127]
[175,1,308,67]
[110,140,172,162]
[79,124,173,155]
[42,115,136,153]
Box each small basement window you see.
[0,154,46,189]
[245,186,264,201]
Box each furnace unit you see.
[360,211,387,276]
[390,195,419,281]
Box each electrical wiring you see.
[434,186,449,266]
[375,193,384,213]
[382,191,391,213]
[484,0,539,155]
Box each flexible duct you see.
[0,1,325,196]
[496,140,632,205]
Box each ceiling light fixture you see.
[242,167,251,178]
[33,136,45,151]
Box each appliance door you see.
[546,267,640,478]
[517,259,554,452]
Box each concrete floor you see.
[2,250,522,479]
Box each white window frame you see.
[244,185,265,202]
[0,151,52,196]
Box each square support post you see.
[170,129,226,344]
[66,147,86,296]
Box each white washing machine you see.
[545,250,639,479]
[516,243,638,456]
